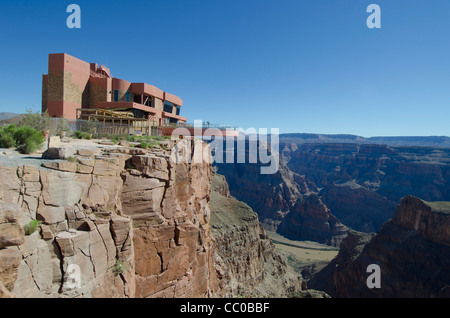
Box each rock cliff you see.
[0,139,221,297]
[0,138,304,298]
[215,150,348,246]
[282,142,450,232]
[308,196,450,297]
[277,194,348,247]
[210,172,302,297]
[217,139,450,249]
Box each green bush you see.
[24,220,41,236]
[0,125,44,154]
[74,131,91,140]
[0,124,17,148]
[139,141,148,149]
[13,126,44,154]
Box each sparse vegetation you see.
[139,141,148,149]
[78,120,97,136]
[74,130,92,140]
[112,259,127,275]
[24,220,41,236]
[18,108,50,132]
[422,200,450,214]
[55,119,71,137]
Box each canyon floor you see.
[266,231,339,280]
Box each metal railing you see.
[46,118,162,137]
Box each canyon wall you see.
[216,139,450,248]
[0,139,301,298]
[282,142,450,232]
[210,172,302,297]
[215,153,348,247]
[308,196,450,297]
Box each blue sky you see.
[0,0,449,137]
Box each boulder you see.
[42,145,76,160]
[48,136,61,148]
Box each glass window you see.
[163,101,173,113]
[176,105,181,115]
[125,91,130,102]
[113,90,119,102]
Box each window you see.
[163,101,173,113]
[176,105,181,116]
[145,96,152,107]
[113,90,119,102]
[132,109,145,118]
[125,91,130,102]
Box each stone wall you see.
[154,98,164,112]
[89,80,110,108]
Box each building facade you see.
[42,53,187,125]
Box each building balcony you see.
[162,111,187,123]
[95,101,187,123]
[97,101,162,116]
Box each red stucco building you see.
[42,53,187,126]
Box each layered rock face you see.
[0,139,222,298]
[282,142,450,232]
[210,173,302,297]
[309,196,450,297]
[0,154,131,297]
[215,150,348,246]
[217,139,450,249]
[277,194,348,247]
[121,140,219,298]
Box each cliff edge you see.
[0,138,220,297]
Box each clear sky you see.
[0,0,449,137]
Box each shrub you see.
[78,120,97,136]
[139,141,148,149]
[19,108,50,132]
[24,220,41,236]
[112,259,127,275]
[55,119,71,137]
[0,124,17,148]
[74,131,91,140]
[13,126,44,154]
